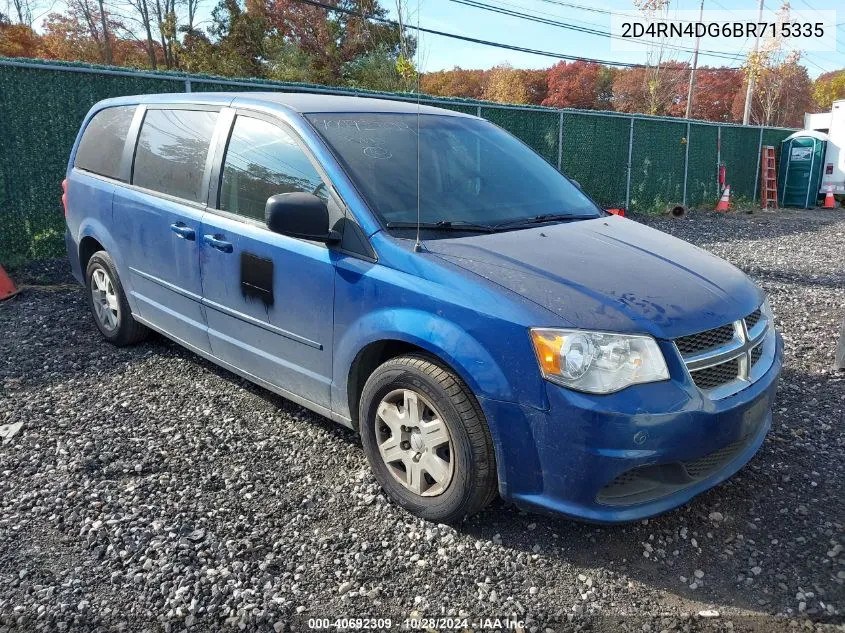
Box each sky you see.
[28,0,844,77]
[396,0,843,77]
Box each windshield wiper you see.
[491,213,598,230]
[385,220,496,233]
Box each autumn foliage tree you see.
[265,0,404,86]
[0,22,41,57]
[0,0,841,122]
[612,63,688,116]
[482,63,532,104]
[542,61,613,110]
[681,67,742,122]
[421,67,487,100]
[40,0,126,65]
[522,68,548,105]
[731,54,814,128]
[813,69,845,111]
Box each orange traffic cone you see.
[823,187,836,209]
[715,185,731,212]
[606,208,626,217]
[0,266,19,301]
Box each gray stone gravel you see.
[1,208,843,632]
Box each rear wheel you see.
[85,251,148,346]
[359,354,497,522]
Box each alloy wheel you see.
[374,388,455,497]
[90,267,120,331]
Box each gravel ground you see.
[1,208,843,633]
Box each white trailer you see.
[804,111,832,132]
[820,100,844,196]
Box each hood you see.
[425,216,762,339]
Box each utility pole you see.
[685,0,705,119]
[742,0,765,125]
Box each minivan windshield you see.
[306,113,601,231]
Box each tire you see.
[359,354,498,522]
[85,250,148,346]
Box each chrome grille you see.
[674,304,774,400]
[675,323,735,356]
[745,308,762,330]
[690,358,740,390]
[750,343,763,367]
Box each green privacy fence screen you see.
[0,57,795,267]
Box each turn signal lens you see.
[530,328,669,394]
[531,330,563,375]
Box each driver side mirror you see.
[265,192,340,243]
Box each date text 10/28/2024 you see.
[307,617,527,630]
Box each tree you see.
[66,0,114,64]
[41,0,122,64]
[42,11,103,61]
[181,0,201,33]
[632,0,681,116]
[482,63,530,104]
[266,0,404,86]
[731,2,814,127]
[202,0,267,77]
[678,67,741,122]
[391,0,416,90]
[522,68,548,105]
[421,67,486,99]
[0,22,42,56]
[731,55,813,128]
[343,44,405,91]
[813,69,845,111]
[612,63,687,116]
[122,0,159,68]
[152,0,177,67]
[3,0,45,26]
[264,35,315,82]
[96,0,112,63]
[542,61,612,110]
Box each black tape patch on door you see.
[240,252,274,307]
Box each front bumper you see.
[480,333,783,523]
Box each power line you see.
[793,0,825,20]
[446,0,744,62]
[289,0,745,69]
[538,0,743,24]
[790,0,845,48]
[482,0,632,34]
[709,0,742,16]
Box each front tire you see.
[85,251,148,346]
[359,354,498,522]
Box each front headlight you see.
[530,328,670,394]
[760,297,774,326]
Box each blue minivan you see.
[65,92,782,523]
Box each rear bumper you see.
[481,334,782,523]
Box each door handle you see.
[170,223,195,240]
[203,234,233,253]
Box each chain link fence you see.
[0,57,795,267]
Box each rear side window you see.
[75,105,136,180]
[219,116,325,222]
[133,109,218,203]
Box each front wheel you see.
[85,251,148,346]
[359,354,498,522]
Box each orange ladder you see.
[760,145,778,209]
